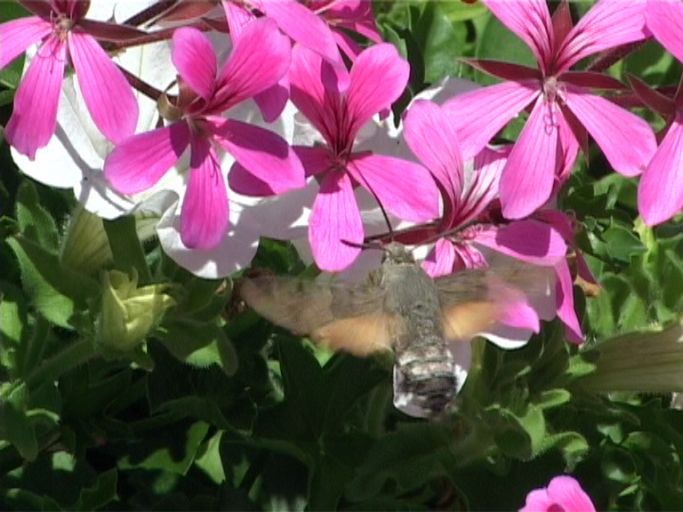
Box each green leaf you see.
[103,216,152,284]
[15,181,59,251]
[0,281,27,346]
[74,468,118,511]
[7,236,99,329]
[440,0,488,22]
[0,384,38,461]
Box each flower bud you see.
[581,315,683,393]
[60,206,113,275]
[96,269,175,353]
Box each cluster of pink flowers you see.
[2,0,683,346]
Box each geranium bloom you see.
[280,43,439,271]
[637,0,683,226]
[403,100,583,342]
[104,20,305,250]
[520,475,596,512]
[0,0,141,158]
[444,0,656,219]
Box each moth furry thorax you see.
[238,243,552,419]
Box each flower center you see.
[543,76,560,104]
[52,13,74,42]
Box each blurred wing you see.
[435,261,552,340]
[238,275,398,356]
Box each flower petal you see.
[422,239,457,278]
[346,43,409,138]
[499,97,559,219]
[180,137,229,249]
[443,81,538,160]
[254,79,290,122]
[221,0,254,40]
[294,145,333,177]
[0,16,52,69]
[6,37,66,159]
[258,0,344,70]
[213,18,291,111]
[211,118,305,193]
[557,0,648,72]
[638,117,683,226]
[104,122,191,194]
[455,146,508,226]
[481,0,554,67]
[289,44,347,144]
[309,170,363,271]
[171,27,217,100]
[647,0,683,63]
[348,153,439,223]
[68,32,139,143]
[564,87,656,177]
[547,476,596,512]
[474,220,567,266]
[555,261,583,343]
[403,99,463,201]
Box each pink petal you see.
[213,18,291,111]
[257,0,344,71]
[171,27,217,100]
[563,87,656,177]
[254,78,290,122]
[0,16,52,69]
[180,136,229,250]
[474,220,567,266]
[498,290,541,333]
[499,97,560,219]
[638,117,683,226]
[5,37,66,159]
[556,0,648,73]
[68,32,138,144]
[646,0,683,63]
[403,100,463,201]
[289,44,347,144]
[555,261,583,344]
[221,0,254,40]
[211,118,305,193]
[104,122,191,195]
[323,0,382,42]
[346,43,409,138]
[455,146,508,226]
[481,0,554,68]
[309,170,363,271]
[347,153,439,223]
[443,81,539,160]
[228,162,277,196]
[546,476,596,512]
[422,239,457,278]
[520,489,556,512]
[293,145,333,177]
[332,27,364,61]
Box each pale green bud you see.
[60,206,113,275]
[581,315,683,393]
[97,269,175,352]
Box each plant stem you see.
[25,339,97,389]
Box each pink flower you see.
[444,0,656,219]
[281,43,439,271]
[104,21,305,250]
[520,475,596,512]
[304,0,383,61]
[1,0,141,158]
[637,0,683,226]
[403,100,583,341]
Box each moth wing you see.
[238,275,398,356]
[435,260,553,340]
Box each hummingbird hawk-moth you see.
[239,242,549,419]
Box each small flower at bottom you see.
[520,475,595,512]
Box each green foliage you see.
[2,1,683,511]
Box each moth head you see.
[382,242,415,265]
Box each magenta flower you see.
[281,43,439,271]
[444,0,656,219]
[0,0,141,158]
[304,0,383,61]
[520,475,596,512]
[104,21,305,250]
[403,100,584,341]
[637,0,683,226]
